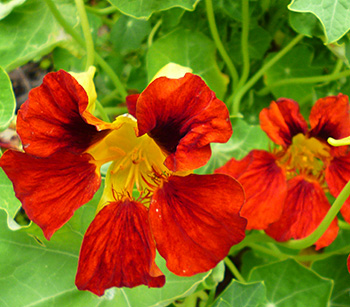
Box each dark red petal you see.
[126,94,139,118]
[309,94,350,141]
[347,255,350,274]
[150,174,246,276]
[265,176,338,250]
[259,99,308,147]
[136,73,232,172]
[326,153,350,223]
[17,70,111,157]
[216,150,287,229]
[0,149,101,239]
[76,200,165,296]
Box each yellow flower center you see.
[277,133,331,182]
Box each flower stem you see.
[85,5,118,15]
[281,179,350,250]
[257,69,350,96]
[95,100,110,122]
[44,0,128,100]
[231,34,304,115]
[148,19,162,47]
[236,0,250,91]
[224,257,245,282]
[205,0,239,89]
[75,0,95,70]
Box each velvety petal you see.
[136,73,232,172]
[0,150,101,239]
[150,174,246,276]
[309,94,350,141]
[76,200,165,296]
[126,94,139,118]
[325,152,350,223]
[215,150,287,229]
[265,176,338,250]
[259,99,308,147]
[17,70,112,157]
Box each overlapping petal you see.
[325,153,350,223]
[76,200,165,296]
[17,70,112,157]
[265,176,338,250]
[309,94,350,141]
[136,73,232,172]
[149,174,246,276]
[215,150,287,229]
[259,98,308,147]
[0,150,101,239]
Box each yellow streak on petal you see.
[69,66,97,112]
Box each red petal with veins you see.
[126,94,139,118]
[259,99,308,147]
[17,70,111,157]
[150,174,246,276]
[76,200,165,296]
[325,153,350,223]
[309,94,350,141]
[265,176,338,250]
[215,150,287,229]
[136,73,232,172]
[0,149,101,239]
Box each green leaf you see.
[249,259,333,306]
[312,254,350,306]
[0,187,210,306]
[289,11,322,38]
[147,28,228,99]
[264,45,323,102]
[0,167,22,230]
[288,0,350,43]
[110,15,151,54]
[195,119,269,174]
[108,0,199,19]
[212,280,266,307]
[0,0,79,71]
[0,66,16,131]
[0,0,26,20]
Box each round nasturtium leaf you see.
[0,66,16,131]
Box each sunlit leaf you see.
[312,254,350,306]
[212,280,266,307]
[264,45,323,102]
[0,186,211,306]
[288,0,350,43]
[0,0,79,71]
[147,28,228,100]
[108,0,199,19]
[0,0,26,20]
[249,259,333,306]
[0,66,15,131]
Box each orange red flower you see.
[216,94,350,249]
[0,70,247,296]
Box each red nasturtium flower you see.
[0,69,247,296]
[216,94,350,249]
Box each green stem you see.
[224,257,245,282]
[85,5,118,15]
[293,246,350,262]
[332,58,343,74]
[258,69,350,96]
[44,0,128,100]
[280,179,350,250]
[205,0,239,89]
[148,19,162,48]
[231,34,304,115]
[75,0,95,70]
[338,219,350,230]
[236,0,250,91]
[95,100,110,122]
[248,243,285,259]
